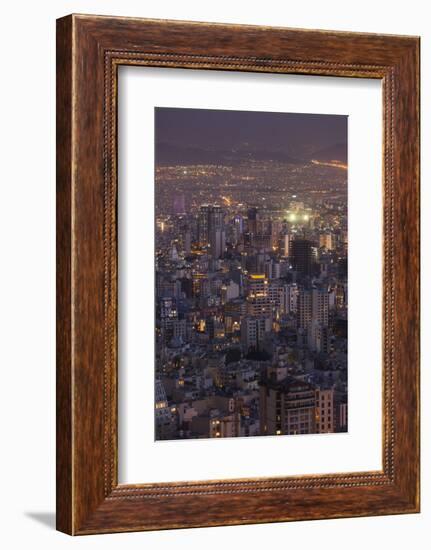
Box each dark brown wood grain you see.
[56,14,420,535]
[56,15,73,535]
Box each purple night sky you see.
[155,107,347,165]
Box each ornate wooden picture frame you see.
[56,14,420,535]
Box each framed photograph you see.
[56,14,420,535]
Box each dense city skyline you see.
[154,107,348,441]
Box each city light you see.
[311,159,348,170]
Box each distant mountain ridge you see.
[155,142,347,166]
[310,142,347,163]
[155,143,303,166]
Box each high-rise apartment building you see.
[283,283,299,314]
[155,379,174,439]
[298,289,312,329]
[281,233,291,257]
[247,207,259,234]
[319,232,334,250]
[260,376,317,435]
[183,228,192,255]
[298,288,329,330]
[210,228,226,259]
[159,296,178,341]
[198,204,226,258]
[308,320,330,353]
[270,220,282,249]
[241,316,271,353]
[291,239,313,276]
[316,388,335,433]
[246,274,271,316]
[198,205,210,245]
[316,388,334,433]
[312,288,329,326]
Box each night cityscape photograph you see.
[154,107,348,441]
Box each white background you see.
[119,67,382,483]
[0,1,428,549]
